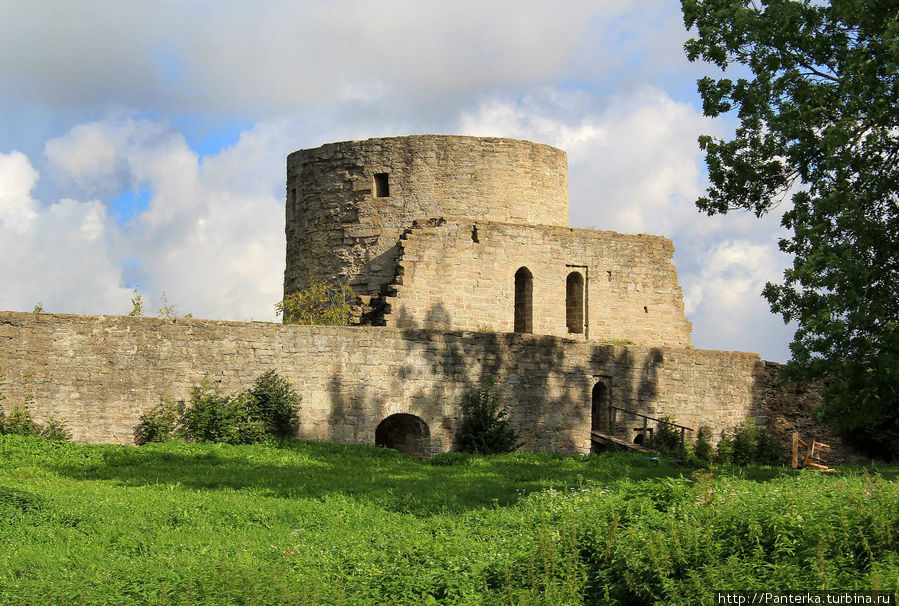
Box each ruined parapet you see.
[284,135,568,298]
[382,219,692,347]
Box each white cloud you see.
[459,87,717,235]
[0,151,129,314]
[0,151,39,232]
[0,0,661,115]
[682,240,794,359]
[37,116,288,321]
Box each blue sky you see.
[0,0,794,361]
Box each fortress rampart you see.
[0,311,832,458]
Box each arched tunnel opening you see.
[375,413,430,459]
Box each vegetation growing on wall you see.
[128,288,144,316]
[135,371,300,445]
[276,275,356,325]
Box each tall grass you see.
[0,435,896,605]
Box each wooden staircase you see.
[590,430,657,454]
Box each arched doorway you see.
[591,381,610,453]
[375,413,430,459]
[566,271,584,334]
[514,267,533,333]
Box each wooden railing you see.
[607,406,694,460]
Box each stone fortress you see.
[286,136,691,347]
[0,135,841,460]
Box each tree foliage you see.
[276,275,356,326]
[129,288,144,316]
[682,0,899,459]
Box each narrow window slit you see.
[374,173,390,198]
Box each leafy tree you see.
[248,370,301,440]
[682,0,899,459]
[654,415,683,455]
[276,275,356,326]
[731,417,759,465]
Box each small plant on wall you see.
[457,377,521,454]
[276,275,356,326]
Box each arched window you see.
[375,413,430,459]
[566,272,584,334]
[514,267,533,333]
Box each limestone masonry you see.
[0,135,855,460]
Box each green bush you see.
[182,386,267,445]
[0,405,71,441]
[134,400,184,445]
[715,419,787,466]
[457,377,521,454]
[135,372,301,446]
[248,370,301,440]
[731,417,759,465]
[40,416,72,441]
[755,423,787,465]
[654,414,682,455]
[276,274,356,325]
[716,428,734,463]
[0,405,39,436]
[693,425,714,463]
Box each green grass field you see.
[1,435,897,605]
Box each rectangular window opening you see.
[374,173,390,198]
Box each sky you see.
[0,0,795,361]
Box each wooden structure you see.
[605,406,693,460]
[791,432,835,472]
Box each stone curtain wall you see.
[285,136,568,296]
[0,311,823,457]
[385,220,693,347]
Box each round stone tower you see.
[284,135,568,297]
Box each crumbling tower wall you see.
[284,135,568,296]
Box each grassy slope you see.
[0,435,897,605]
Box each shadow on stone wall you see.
[587,346,664,443]
[749,361,867,464]
[326,373,386,448]
[382,305,662,454]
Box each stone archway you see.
[375,413,430,459]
